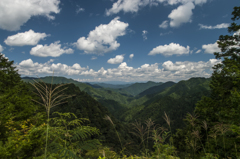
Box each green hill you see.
[26,82,141,156]
[91,83,132,89]
[119,77,212,133]
[118,81,163,96]
[22,76,133,106]
[135,81,176,98]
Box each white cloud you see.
[30,41,74,57]
[148,43,190,56]
[199,23,230,29]
[76,5,85,14]
[74,17,129,54]
[19,59,35,67]
[17,57,222,83]
[18,59,88,76]
[159,20,169,29]
[162,59,221,76]
[202,42,221,54]
[157,0,207,5]
[107,55,124,64]
[193,0,207,5]
[196,49,201,53]
[106,0,154,16]
[142,30,148,40]
[160,31,173,36]
[0,45,4,52]
[129,54,134,59]
[91,56,97,60]
[106,0,207,16]
[0,0,60,31]
[168,2,195,27]
[4,30,49,46]
[72,59,221,82]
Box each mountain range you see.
[22,76,211,134]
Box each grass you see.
[30,75,74,159]
[95,112,239,159]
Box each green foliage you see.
[118,81,163,96]
[43,112,102,159]
[136,81,175,99]
[195,6,240,125]
[0,53,22,94]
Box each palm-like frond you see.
[30,79,74,113]
[71,126,101,141]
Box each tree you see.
[195,6,240,126]
[0,54,47,158]
[173,6,240,159]
[0,53,22,94]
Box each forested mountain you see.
[22,76,211,127]
[26,82,141,155]
[118,77,212,133]
[20,75,238,158]
[89,83,132,89]
[135,81,176,99]
[117,81,163,96]
[22,76,133,105]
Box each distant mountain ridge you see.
[135,81,176,99]
[119,77,211,133]
[91,83,132,89]
[117,81,164,96]
[22,76,212,134]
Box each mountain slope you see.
[22,76,93,91]
[27,82,141,155]
[119,77,212,133]
[118,81,163,96]
[136,81,176,99]
[91,83,132,89]
[22,76,134,106]
[142,77,211,106]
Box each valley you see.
[22,76,212,134]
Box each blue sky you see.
[0,0,239,83]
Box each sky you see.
[0,0,239,83]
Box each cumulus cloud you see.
[106,0,154,16]
[30,41,74,57]
[142,30,148,40]
[168,2,195,27]
[73,59,221,82]
[202,42,221,54]
[129,54,134,59]
[199,23,230,29]
[106,0,207,16]
[74,17,129,54]
[148,43,190,56]
[17,57,222,83]
[159,20,169,29]
[107,55,124,64]
[0,0,60,31]
[4,30,49,46]
[162,59,221,75]
[0,44,4,52]
[196,49,201,53]
[105,0,209,29]
[18,59,88,76]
